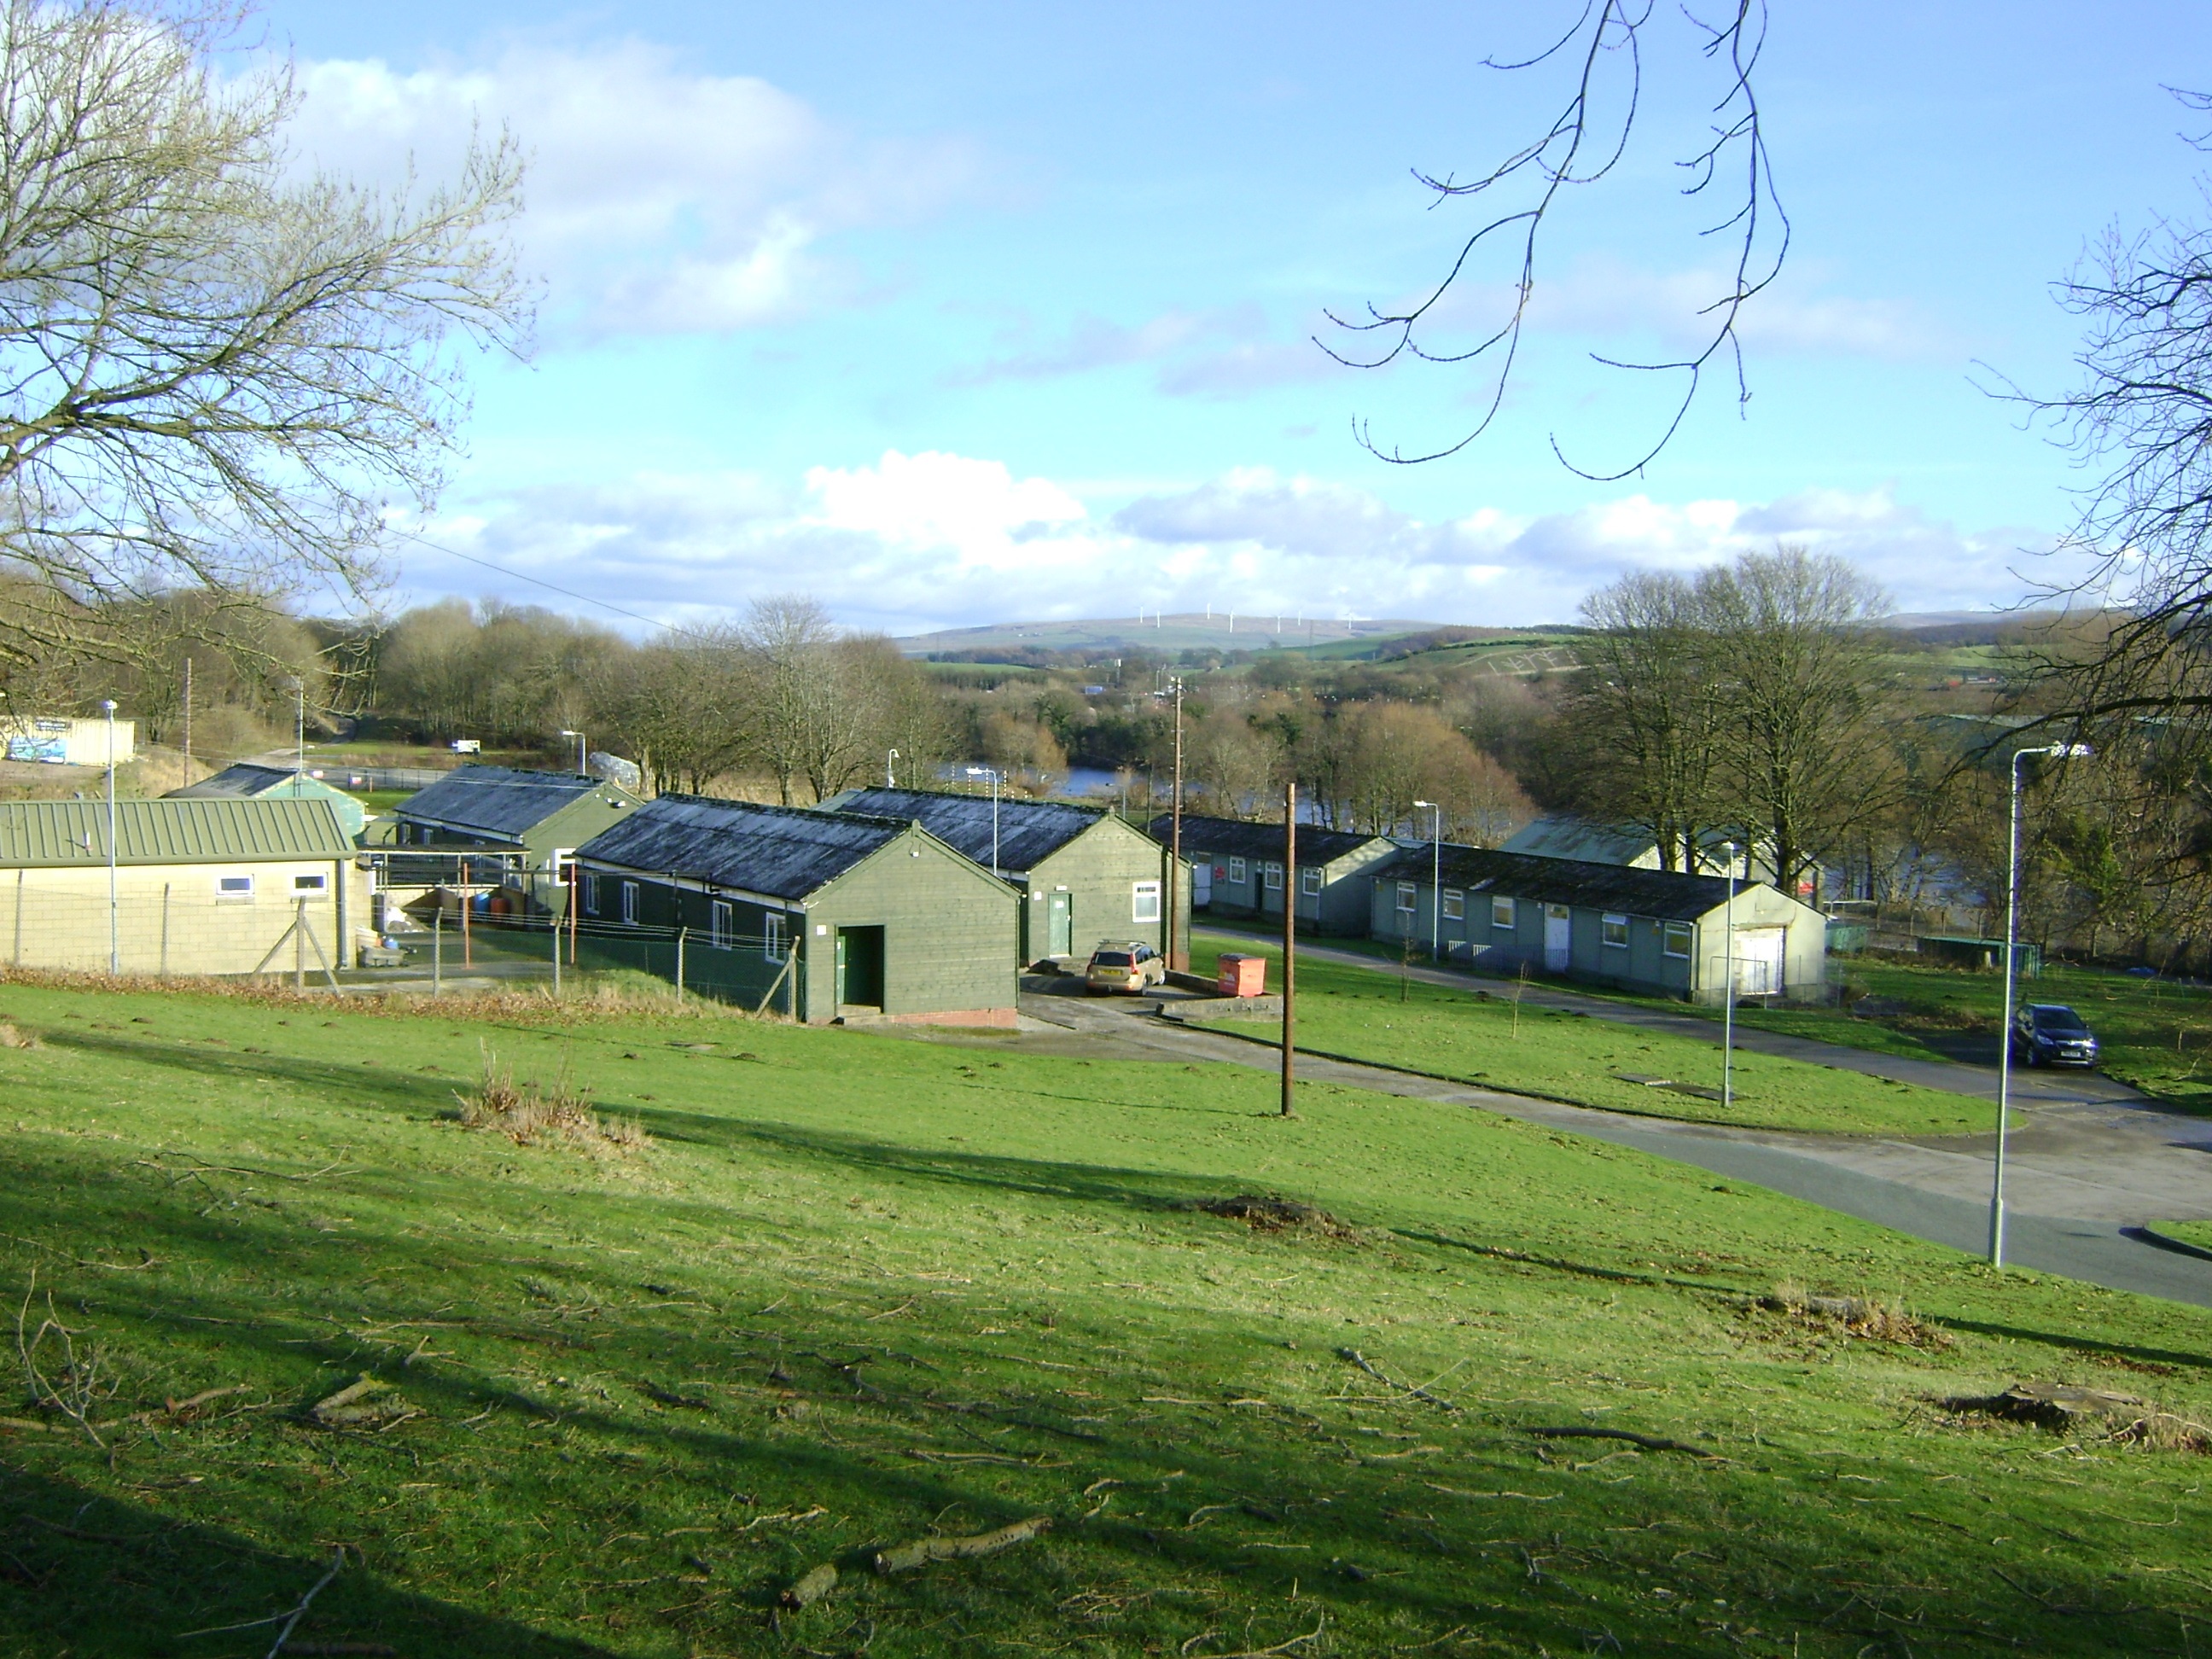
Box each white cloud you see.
[951,303,1346,398]
[403,454,2053,635]
[288,41,983,335]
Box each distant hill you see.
[896,613,1443,659]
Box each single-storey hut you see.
[573,795,1019,1026]
[0,797,366,975]
[823,787,1185,964]
[1369,844,1827,1004]
[1150,812,1396,935]
[167,762,369,841]
[387,765,643,917]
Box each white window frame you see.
[1262,861,1284,891]
[1441,888,1464,921]
[711,899,736,950]
[1132,880,1161,923]
[1492,895,1516,929]
[1301,867,1323,898]
[1662,920,1693,959]
[620,881,640,927]
[215,873,254,902]
[292,872,328,894]
[1227,856,1247,885]
[1395,881,1417,914]
[583,871,602,916]
[1601,912,1630,950]
[764,912,788,962]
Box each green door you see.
[835,925,885,1009]
[1047,892,1072,957]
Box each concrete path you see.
[1016,984,2212,1311]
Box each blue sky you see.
[264,2,2212,634]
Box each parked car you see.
[1086,940,1166,995]
[2011,1003,2100,1068]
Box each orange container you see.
[1217,954,1267,998]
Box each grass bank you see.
[1186,933,1987,1135]
[0,979,2206,1655]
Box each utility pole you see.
[102,699,119,975]
[1721,841,1738,1114]
[1281,780,1296,1117]
[181,659,192,781]
[1169,676,1185,970]
[1415,799,1442,961]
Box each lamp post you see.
[1153,676,1185,970]
[1414,800,1442,961]
[887,748,899,788]
[1720,840,1738,1114]
[965,766,1002,876]
[561,729,586,775]
[1991,741,2093,1266]
[102,699,119,975]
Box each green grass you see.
[1186,934,1988,1135]
[2154,1220,2212,1252]
[344,787,417,814]
[2,978,2210,1656]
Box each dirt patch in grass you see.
[1751,1285,1952,1348]
[448,1047,649,1152]
[1184,1193,1359,1240]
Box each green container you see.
[1918,934,2040,975]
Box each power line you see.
[392,527,719,643]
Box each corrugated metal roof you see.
[1373,844,1749,922]
[1499,817,1659,865]
[1147,812,1389,868]
[395,765,627,839]
[576,795,908,899]
[167,764,354,804]
[825,787,1114,875]
[0,797,354,866]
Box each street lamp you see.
[1414,800,1443,962]
[1152,677,1185,969]
[102,699,119,975]
[1720,840,1738,1114]
[1991,740,2093,1267]
[561,729,586,775]
[965,766,1002,876]
[887,748,899,788]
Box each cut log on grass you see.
[310,1376,402,1428]
[778,1562,837,1609]
[1526,1426,1724,1458]
[872,1515,1051,1575]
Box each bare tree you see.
[0,1,525,695]
[1324,2,1784,477]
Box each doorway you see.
[1732,927,1785,996]
[1046,891,1072,957]
[835,925,886,1010]
[1543,905,1571,972]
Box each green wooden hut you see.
[391,765,643,917]
[573,795,1019,1026]
[166,762,369,841]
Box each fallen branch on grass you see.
[1336,1348,1458,1412]
[873,1515,1051,1575]
[779,1563,837,1610]
[123,1385,253,1425]
[1525,1426,1725,1459]
[1196,1617,1327,1657]
[178,1548,347,1652]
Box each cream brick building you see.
[0,798,366,977]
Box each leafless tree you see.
[0,1,525,694]
[1324,2,1784,477]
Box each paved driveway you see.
[1017,981,2212,1310]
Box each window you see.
[1262,861,1283,890]
[583,871,602,916]
[214,874,253,902]
[1301,867,1323,898]
[1601,913,1629,949]
[1227,856,1247,884]
[1441,888,1464,921]
[620,881,640,926]
[292,872,328,894]
[764,912,788,962]
[1396,881,1417,914]
[1662,920,1692,958]
[711,899,735,950]
[1492,895,1516,930]
[1132,880,1161,923]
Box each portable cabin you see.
[573,795,1019,1026]
[0,797,366,976]
[1369,844,1827,1004]
[389,765,643,917]
[822,787,1186,965]
[1149,812,1397,935]
[167,762,369,841]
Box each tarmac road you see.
[1017,981,2212,1311]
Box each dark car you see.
[2011,1003,2099,1068]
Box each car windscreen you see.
[2032,1009,2090,1033]
[1091,952,1132,967]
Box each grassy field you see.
[1185,934,1989,1135]
[0,979,2208,1654]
